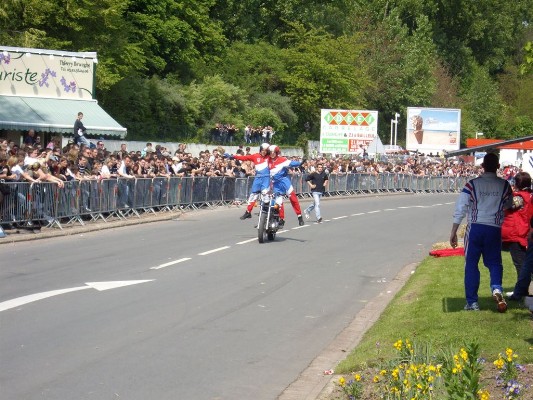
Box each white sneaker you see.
[492,289,507,313]
[304,210,310,220]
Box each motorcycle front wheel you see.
[258,212,268,243]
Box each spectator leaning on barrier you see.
[450,152,513,313]
[117,155,135,179]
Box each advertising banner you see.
[319,109,378,155]
[0,46,96,99]
[406,107,461,153]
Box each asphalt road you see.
[0,193,458,400]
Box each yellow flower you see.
[394,339,403,351]
[338,376,346,387]
[380,369,387,376]
[460,348,468,361]
[354,374,361,382]
[373,375,380,383]
[493,358,504,369]
[477,389,490,400]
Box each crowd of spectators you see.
[1,134,510,191]
[209,123,275,145]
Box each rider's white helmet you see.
[268,145,280,155]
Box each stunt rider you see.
[224,143,270,220]
[268,145,305,227]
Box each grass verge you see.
[336,252,533,373]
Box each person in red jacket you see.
[501,171,533,278]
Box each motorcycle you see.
[257,190,281,243]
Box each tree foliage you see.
[0,0,532,142]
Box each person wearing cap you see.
[223,143,271,220]
[267,145,306,226]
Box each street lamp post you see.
[393,113,400,146]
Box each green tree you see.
[520,41,533,75]
[210,0,358,44]
[0,0,144,91]
[101,75,197,140]
[126,0,226,82]
[215,41,286,92]
[249,92,298,129]
[280,23,371,138]
[182,75,248,138]
[359,14,438,140]
[460,64,505,138]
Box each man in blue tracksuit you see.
[450,152,513,312]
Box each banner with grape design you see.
[0,46,96,99]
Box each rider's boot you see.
[240,210,252,220]
[278,219,285,228]
[298,215,304,226]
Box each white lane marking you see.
[332,216,348,220]
[384,208,396,211]
[198,246,230,255]
[433,203,443,206]
[351,213,365,216]
[397,206,412,209]
[293,225,308,229]
[151,258,192,270]
[367,210,381,213]
[236,238,257,245]
[86,280,154,291]
[0,280,154,313]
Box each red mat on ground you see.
[429,248,465,257]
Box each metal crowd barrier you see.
[0,174,469,230]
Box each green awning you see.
[0,96,127,138]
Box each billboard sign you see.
[320,109,378,155]
[0,46,96,99]
[406,107,461,152]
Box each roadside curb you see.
[0,211,184,244]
